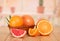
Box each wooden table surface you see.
[0,26,60,41]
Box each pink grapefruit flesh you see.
[10,28,26,38]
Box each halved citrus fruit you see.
[28,26,40,36]
[37,19,53,35]
[10,28,26,38]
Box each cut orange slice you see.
[28,26,40,36]
[37,19,53,35]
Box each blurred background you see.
[0,0,60,26]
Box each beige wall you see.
[0,0,55,15]
[0,0,60,26]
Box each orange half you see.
[37,20,53,35]
[28,26,40,36]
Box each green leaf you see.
[9,15,11,19]
[39,0,43,6]
[6,17,9,22]
[5,15,11,22]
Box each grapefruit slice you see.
[28,26,40,36]
[37,19,53,35]
[10,28,26,38]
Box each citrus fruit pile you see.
[8,15,53,38]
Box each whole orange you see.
[9,16,23,28]
[22,15,35,27]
